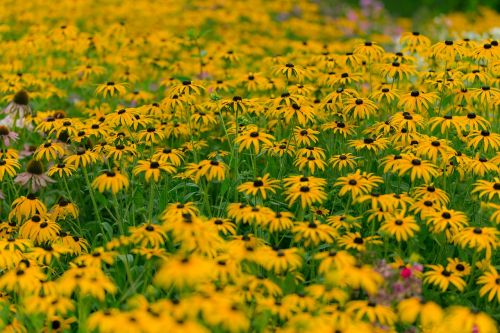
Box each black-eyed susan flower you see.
[343,97,378,120]
[346,300,396,326]
[446,258,471,277]
[19,214,61,243]
[477,267,500,303]
[273,63,308,82]
[92,169,129,194]
[235,128,274,153]
[0,157,20,180]
[348,137,389,153]
[424,264,466,292]
[334,170,371,198]
[315,249,356,274]
[329,153,358,172]
[284,180,327,208]
[468,155,499,177]
[154,255,215,289]
[50,198,79,220]
[133,160,176,182]
[264,211,294,233]
[294,154,326,174]
[430,40,465,60]
[425,208,468,236]
[354,41,385,59]
[64,147,98,168]
[338,232,382,251]
[292,221,337,247]
[207,218,237,235]
[428,114,463,134]
[237,174,280,199]
[400,31,432,52]
[412,184,450,206]
[398,90,438,113]
[397,155,439,183]
[128,223,167,248]
[47,162,76,178]
[453,227,498,258]
[472,178,500,200]
[196,159,227,182]
[33,141,65,162]
[379,211,419,241]
[95,81,127,97]
[467,130,500,152]
[258,247,303,274]
[397,297,443,328]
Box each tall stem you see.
[83,167,106,240]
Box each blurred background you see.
[320,0,499,16]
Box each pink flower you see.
[14,159,55,192]
[0,126,18,146]
[19,144,36,159]
[401,267,412,279]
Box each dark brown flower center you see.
[353,237,364,244]
[253,180,264,187]
[27,160,44,175]
[13,90,29,105]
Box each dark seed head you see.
[353,237,364,244]
[26,159,44,175]
[441,212,451,219]
[13,90,29,105]
[253,180,264,187]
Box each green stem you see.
[82,167,107,240]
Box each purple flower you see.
[18,144,36,159]
[14,159,55,192]
[0,126,18,146]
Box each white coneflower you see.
[14,159,55,192]
[1,90,33,129]
[0,126,19,146]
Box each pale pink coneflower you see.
[0,126,19,146]
[18,144,37,159]
[14,159,55,192]
[1,90,33,129]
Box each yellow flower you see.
[237,174,280,199]
[92,169,129,194]
[133,160,176,182]
[95,81,127,97]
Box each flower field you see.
[0,0,499,332]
